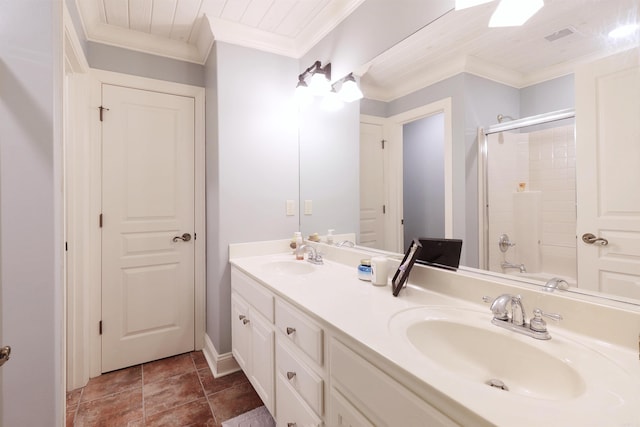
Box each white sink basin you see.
[389,306,634,403]
[261,260,316,275]
[405,318,584,400]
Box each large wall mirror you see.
[299,0,640,307]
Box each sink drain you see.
[486,378,509,391]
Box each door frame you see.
[361,97,453,253]
[67,68,206,386]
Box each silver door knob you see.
[172,233,192,242]
[0,346,11,367]
[582,233,608,246]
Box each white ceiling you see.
[76,0,639,100]
[360,0,640,101]
[76,0,366,63]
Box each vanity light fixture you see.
[295,61,364,110]
[295,60,332,105]
[489,0,543,27]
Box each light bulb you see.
[338,77,363,103]
[294,81,313,107]
[309,71,330,96]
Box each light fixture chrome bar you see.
[484,108,575,135]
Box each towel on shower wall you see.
[513,191,542,272]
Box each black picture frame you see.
[392,239,423,297]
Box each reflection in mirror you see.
[299,0,640,306]
[482,113,577,286]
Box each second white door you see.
[101,84,195,372]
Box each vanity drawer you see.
[330,339,457,427]
[276,339,324,416]
[276,375,322,427]
[275,299,323,365]
[231,268,274,322]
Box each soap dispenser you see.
[294,232,304,260]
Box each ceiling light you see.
[455,0,494,11]
[337,73,363,102]
[608,23,639,39]
[489,0,543,27]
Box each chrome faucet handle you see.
[489,294,512,321]
[510,295,526,326]
[530,308,563,333]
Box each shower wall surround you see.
[488,123,576,280]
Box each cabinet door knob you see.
[287,423,297,427]
[286,327,296,335]
[286,371,296,380]
[238,315,246,321]
[242,318,250,325]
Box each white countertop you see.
[230,248,640,427]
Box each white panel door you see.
[576,48,640,299]
[101,84,195,372]
[360,122,386,249]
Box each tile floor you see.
[66,351,264,426]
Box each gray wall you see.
[0,0,63,425]
[299,99,360,237]
[403,114,445,245]
[88,42,205,87]
[520,74,574,117]
[206,42,299,353]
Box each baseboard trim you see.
[202,334,241,378]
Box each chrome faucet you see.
[543,277,569,292]
[336,240,355,248]
[501,261,527,273]
[486,294,562,340]
[297,244,323,265]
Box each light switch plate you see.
[286,200,295,216]
[304,199,313,215]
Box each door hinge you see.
[383,205,386,214]
[194,233,197,240]
[381,139,386,149]
[99,213,103,228]
[99,321,103,335]
[401,219,404,225]
[99,106,110,122]
[65,241,68,251]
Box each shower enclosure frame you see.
[478,108,576,271]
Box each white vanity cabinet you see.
[274,299,325,427]
[231,262,458,427]
[231,269,276,415]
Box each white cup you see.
[371,257,388,286]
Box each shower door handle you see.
[582,233,608,246]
